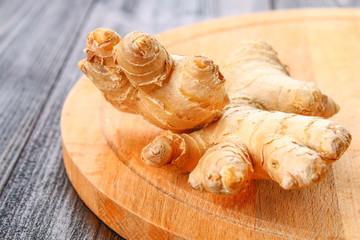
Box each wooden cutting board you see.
[61,9,360,239]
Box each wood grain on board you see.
[62,9,360,239]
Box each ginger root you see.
[78,29,228,131]
[78,29,351,196]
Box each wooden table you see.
[1,1,359,239]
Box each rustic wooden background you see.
[0,0,359,239]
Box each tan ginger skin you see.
[79,28,351,196]
[78,29,228,132]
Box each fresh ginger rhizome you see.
[79,28,351,196]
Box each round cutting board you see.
[61,9,360,239]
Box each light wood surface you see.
[63,9,359,239]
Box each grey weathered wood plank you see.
[0,0,107,238]
[83,0,271,36]
[0,0,273,239]
[273,0,360,8]
[0,0,95,192]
